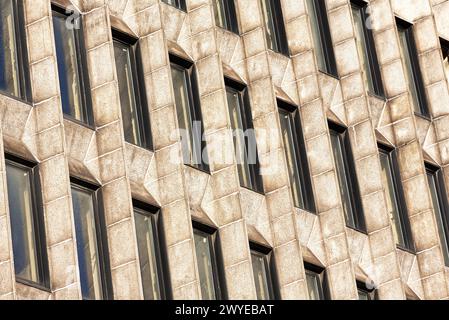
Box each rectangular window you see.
[304,264,326,300]
[5,156,49,288]
[378,146,414,250]
[425,165,449,266]
[278,101,315,211]
[357,281,376,300]
[397,19,429,116]
[162,0,186,11]
[305,0,337,77]
[113,31,152,150]
[71,180,111,300]
[329,123,365,231]
[351,1,384,97]
[52,5,93,125]
[193,223,222,300]
[133,202,166,300]
[260,0,289,55]
[170,55,209,172]
[0,0,30,100]
[250,244,276,300]
[441,38,449,88]
[212,0,238,34]
[225,78,263,193]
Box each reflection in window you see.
[251,249,275,300]
[305,268,325,300]
[162,0,186,11]
[194,228,219,300]
[0,0,19,97]
[441,38,449,90]
[212,0,238,33]
[260,0,288,55]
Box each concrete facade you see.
[0,0,449,300]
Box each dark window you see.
[52,5,93,125]
[278,100,315,211]
[0,0,30,101]
[5,155,49,288]
[304,264,327,300]
[357,281,376,300]
[133,201,166,300]
[250,244,277,300]
[305,0,337,77]
[71,180,112,300]
[351,1,384,97]
[113,31,153,150]
[378,146,414,250]
[170,55,209,172]
[441,38,449,87]
[212,0,238,34]
[328,122,365,231]
[162,0,186,11]
[425,165,449,266]
[193,223,223,300]
[225,78,263,193]
[397,18,429,116]
[260,0,289,55]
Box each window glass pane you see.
[358,289,370,300]
[6,163,40,283]
[194,229,216,300]
[306,0,326,72]
[113,40,142,146]
[443,43,449,89]
[71,186,103,300]
[251,251,272,300]
[53,12,86,122]
[261,0,278,51]
[134,209,162,300]
[213,0,227,29]
[379,152,406,247]
[0,0,20,97]
[427,172,449,266]
[305,270,323,300]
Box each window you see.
[441,38,449,88]
[304,264,326,300]
[260,0,289,55]
[170,55,209,172]
[305,0,337,77]
[212,0,238,33]
[426,165,449,266]
[278,100,315,211]
[351,1,384,97]
[5,156,49,288]
[0,0,30,100]
[193,223,222,300]
[113,31,152,150]
[52,5,93,125]
[329,123,365,231]
[71,180,111,300]
[357,281,376,300]
[378,146,414,250]
[250,244,276,300]
[397,19,429,116]
[225,78,263,193]
[162,0,186,11]
[133,202,166,300]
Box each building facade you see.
[0,0,449,300]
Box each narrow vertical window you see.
[113,31,152,150]
[71,181,111,300]
[278,101,315,211]
[329,123,365,231]
[52,5,93,125]
[5,156,49,287]
[133,202,166,300]
[162,0,186,11]
[441,38,449,89]
[305,0,338,77]
[351,1,384,97]
[260,0,289,55]
[304,264,326,300]
[225,78,263,193]
[397,19,429,116]
[0,0,29,100]
[426,165,449,266]
[357,281,375,300]
[250,245,276,300]
[212,0,238,34]
[378,146,414,250]
[170,55,209,172]
[193,224,222,300]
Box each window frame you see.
[51,4,94,127]
[396,17,429,117]
[277,100,315,212]
[378,144,414,252]
[162,0,187,12]
[261,0,289,56]
[112,29,153,150]
[213,0,239,34]
[356,280,376,300]
[249,242,278,300]
[328,121,366,232]
[70,178,113,300]
[5,154,50,290]
[304,262,328,300]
